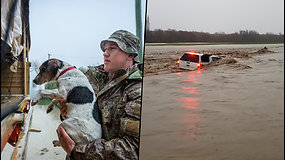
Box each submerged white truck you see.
[177,52,220,70]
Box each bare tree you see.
[30,59,40,74]
[146,16,150,31]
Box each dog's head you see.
[33,58,63,85]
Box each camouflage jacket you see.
[72,64,142,160]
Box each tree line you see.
[145,29,284,43]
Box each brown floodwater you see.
[140,44,284,160]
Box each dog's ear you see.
[47,60,58,72]
[47,60,60,76]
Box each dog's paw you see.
[31,99,38,106]
[46,106,54,113]
[52,140,61,147]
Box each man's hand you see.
[56,125,75,156]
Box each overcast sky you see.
[147,0,284,34]
[29,0,146,68]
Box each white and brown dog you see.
[32,58,101,146]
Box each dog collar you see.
[56,66,76,80]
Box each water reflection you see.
[183,78,201,84]
[180,97,199,110]
[181,113,201,137]
[177,69,203,84]
[178,70,202,138]
[179,87,199,94]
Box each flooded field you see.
[140,44,284,160]
[1,105,66,160]
[143,44,282,76]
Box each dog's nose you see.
[33,79,37,84]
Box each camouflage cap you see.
[100,30,141,56]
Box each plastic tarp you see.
[1,0,24,58]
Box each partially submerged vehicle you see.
[176,52,220,70]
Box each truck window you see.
[180,53,199,63]
[201,54,211,62]
[211,57,219,61]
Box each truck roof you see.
[183,52,204,56]
[183,52,219,57]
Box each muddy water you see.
[1,105,66,160]
[140,45,284,160]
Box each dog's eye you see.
[41,68,46,72]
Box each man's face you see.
[103,41,132,73]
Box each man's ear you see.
[127,54,136,61]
